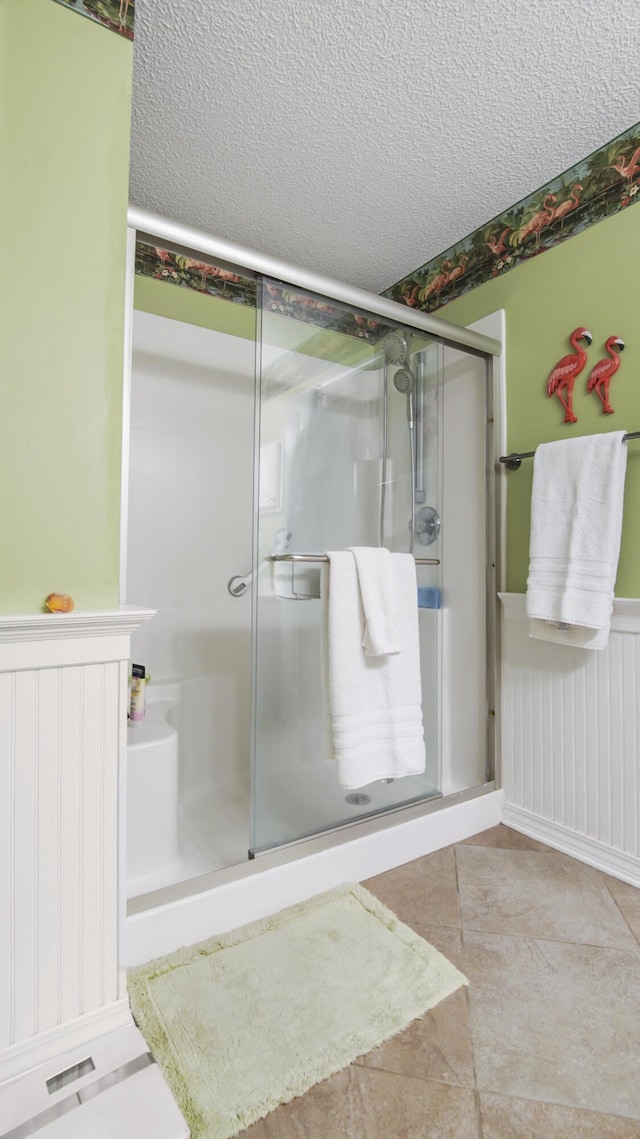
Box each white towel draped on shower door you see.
[526,431,628,649]
[322,549,426,790]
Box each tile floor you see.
[241,825,640,1138]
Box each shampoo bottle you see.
[129,663,146,721]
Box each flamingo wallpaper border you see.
[135,241,385,344]
[51,0,134,40]
[135,242,258,307]
[383,122,640,313]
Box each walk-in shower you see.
[123,208,502,954]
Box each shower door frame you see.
[123,206,503,915]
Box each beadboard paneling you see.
[500,595,640,874]
[0,661,122,1051]
[0,609,154,1080]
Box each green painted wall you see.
[1,0,132,614]
[134,274,377,369]
[439,204,640,597]
[134,275,257,340]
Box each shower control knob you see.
[415,506,441,546]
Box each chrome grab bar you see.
[267,553,440,566]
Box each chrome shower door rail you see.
[128,207,501,360]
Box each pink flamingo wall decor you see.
[546,327,593,424]
[586,336,625,414]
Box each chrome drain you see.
[345,793,371,806]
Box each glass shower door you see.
[250,279,443,855]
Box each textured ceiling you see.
[129,0,640,294]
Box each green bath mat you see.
[128,883,467,1139]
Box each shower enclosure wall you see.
[123,210,501,935]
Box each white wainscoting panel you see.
[500,593,640,885]
[0,608,154,1082]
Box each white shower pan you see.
[126,681,249,898]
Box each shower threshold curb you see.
[126,784,502,966]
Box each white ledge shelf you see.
[499,592,640,632]
[0,606,156,644]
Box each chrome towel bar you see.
[267,553,440,566]
[499,430,640,470]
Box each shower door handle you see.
[228,571,252,597]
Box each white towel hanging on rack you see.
[322,549,426,789]
[526,431,628,649]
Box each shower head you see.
[393,368,414,395]
[381,329,410,366]
[393,367,415,428]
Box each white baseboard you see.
[127,788,505,965]
[0,1000,134,1085]
[503,803,640,888]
